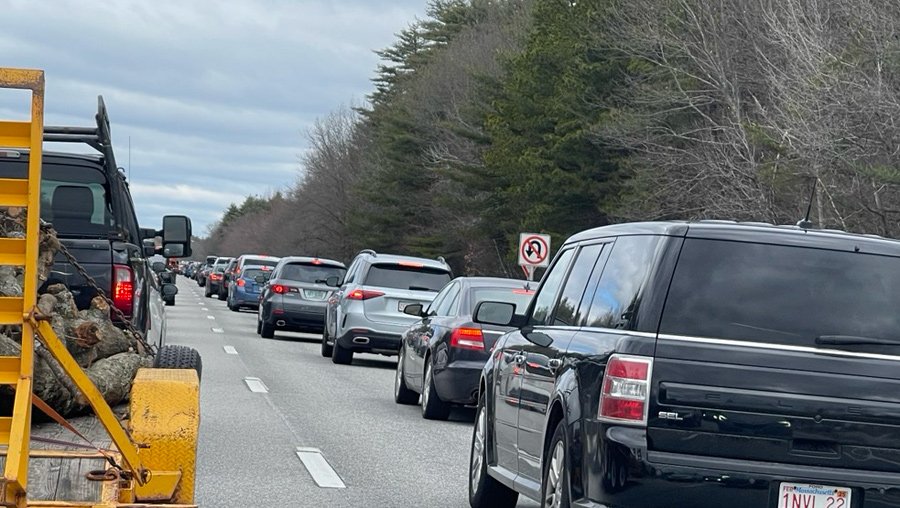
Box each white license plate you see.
[778,483,851,508]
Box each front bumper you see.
[582,425,900,508]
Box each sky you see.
[0,0,427,234]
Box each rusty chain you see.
[50,226,157,356]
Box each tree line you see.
[196,0,900,276]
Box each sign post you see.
[517,233,551,282]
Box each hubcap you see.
[471,406,485,492]
[544,441,565,508]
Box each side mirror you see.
[162,215,192,258]
[254,275,267,284]
[161,283,178,298]
[325,276,341,288]
[403,303,424,317]
[474,301,517,327]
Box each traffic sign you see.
[518,233,551,268]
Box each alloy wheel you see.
[544,441,565,508]
[470,405,485,493]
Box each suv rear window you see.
[661,238,900,346]
[280,263,346,284]
[364,264,451,291]
[243,258,278,268]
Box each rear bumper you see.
[231,289,260,308]
[585,425,900,508]
[337,329,401,355]
[269,302,326,331]
[434,361,482,405]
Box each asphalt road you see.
[168,278,541,508]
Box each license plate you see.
[778,483,851,508]
[303,290,327,300]
[398,301,413,312]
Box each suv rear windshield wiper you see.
[816,335,900,346]
[409,285,437,292]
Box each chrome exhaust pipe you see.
[276,320,286,327]
[352,337,370,345]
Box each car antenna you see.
[796,177,817,230]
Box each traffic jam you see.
[175,220,900,508]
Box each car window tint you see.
[471,287,535,315]
[243,258,278,268]
[661,238,900,346]
[241,268,268,280]
[363,264,451,291]
[529,248,575,326]
[42,181,112,236]
[552,244,605,326]
[427,283,455,315]
[280,263,347,284]
[583,236,661,330]
[435,283,461,316]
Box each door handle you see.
[513,354,526,365]
[548,358,562,372]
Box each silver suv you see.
[322,249,452,365]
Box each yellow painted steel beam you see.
[0,68,44,92]
[0,356,22,385]
[0,297,25,325]
[0,121,31,149]
[0,178,28,208]
[0,237,27,266]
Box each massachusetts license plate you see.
[778,483,850,508]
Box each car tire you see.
[469,393,518,508]
[421,359,450,420]
[331,340,353,365]
[541,420,571,508]
[154,345,203,381]
[228,296,239,312]
[217,288,227,301]
[256,315,262,335]
[204,285,212,298]
[394,347,419,405]
[321,329,334,358]
[260,319,275,339]
[165,298,175,307]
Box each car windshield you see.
[364,264,451,291]
[243,258,278,268]
[472,287,534,315]
[661,238,900,346]
[241,268,268,280]
[280,263,346,284]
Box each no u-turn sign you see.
[518,233,551,268]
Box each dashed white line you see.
[223,346,238,355]
[243,377,268,393]
[202,307,209,311]
[207,315,215,320]
[296,447,346,489]
[211,327,224,333]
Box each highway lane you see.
[167,278,540,507]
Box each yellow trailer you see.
[0,68,200,507]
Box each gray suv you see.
[322,250,453,365]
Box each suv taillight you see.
[347,289,385,300]
[598,354,652,425]
[450,327,485,351]
[112,264,134,317]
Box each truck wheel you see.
[331,340,353,365]
[260,320,275,339]
[154,345,202,380]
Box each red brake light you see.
[347,289,385,300]
[598,354,652,425]
[112,264,134,317]
[210,273,222,281]
[450,327,485,351]
[272,284,286,294]
[236,279,246,287]
[311,258,322,265]
[398,261,424,268]
[512,289,535,295]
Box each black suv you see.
[0,96,194,355]
[470,221,900,508]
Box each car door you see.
[405,281,455,390]
[517,243,603,484]
[492,248,576,475]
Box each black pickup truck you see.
[0,97,196,360]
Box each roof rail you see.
[358,249,377,257]
[436,256,447,265]
[43,95,118,176]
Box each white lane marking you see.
[207,315,216,320]
[296,447,346,489]
[244,377,268,393]
[202,307,209,311]
[223,346,238,355]
[211,327,224,333]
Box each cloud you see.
[0,0,426,232]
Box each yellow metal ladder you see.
[0,68,44,507]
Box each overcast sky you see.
[0,0,426,234]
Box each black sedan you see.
[393,277,534,420]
